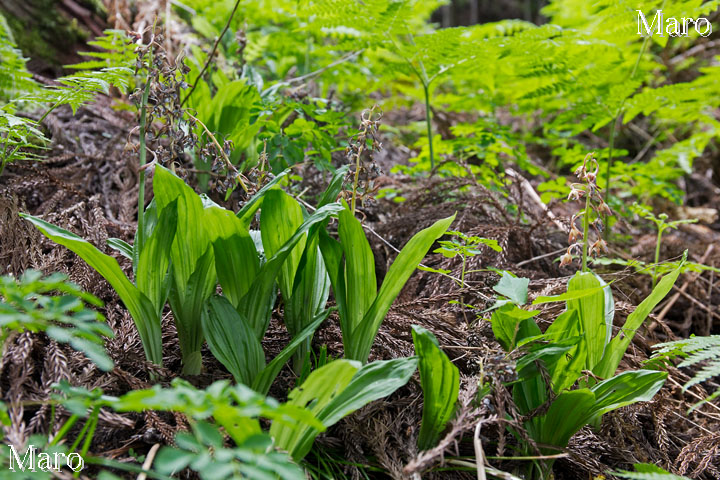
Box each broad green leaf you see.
[153,165,210,290]
[170,246,216,375]
[261,189,306,299]
[350,214,456,362]
[337,202,377,337]
[490,303,540,352]
[530,388,595,450]
[252,308,332,395]
[493,272,529,305]
[567,272,606,369]
[271,357,417,460]
[205,206,259,308]
[201,295,265,385]
[136,199,177,316]
[20,214,163,366]
[544,309,585,392]
[236,169,290,228]
[319,230,348,334]
[107,238,133,260]
[594,259,684,379]
[413,325,459,450]
[241,203,343,339]
[285,230,330,371]
[317,165,349,208]
[270,360,357,459]
[588,369,667,419]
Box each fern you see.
[0,14,38,101]
[653,335,720,407]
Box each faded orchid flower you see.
[561,152,612,270]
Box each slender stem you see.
[653,226,664,289]
[423,82,435,172]
[187,112,248,193]
[49,414,80,447]
[461,253,467,289]
[350,142,365,215]
[137,58,153,254]
[581,194,591,272]
[181,0,242,107]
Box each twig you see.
[136,443,161,480]
[516,247,567,267]
[186,112,248,193]
[474,420,487,480]
[282,50,363,86]
[181,0,241,107]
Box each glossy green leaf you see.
[594,260,684,378]
[337,202,377,337]
[136,199,177,316]
[241,203,342,339]
[412,325,459,450]
[20,213,163,366]
[205,205,259,308]
[236,169,290,228]
[201,295,265,385]
[260,189,306,299]
[252,308,332,395]
[490,303,540,352]
[170,246,216,375]
[567,271,607,369]
[270,357,417,460]
[285,230,330,371]
[349,213,456,362]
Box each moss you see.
[0,0,90,69]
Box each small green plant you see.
[488,256,684,477]
[420,230,501,289]
[0,270,113,371]
[630,203,698,288]
[412,325,459,451]
[320,203,454,363]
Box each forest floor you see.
[2,4,720,479]
[1,90,720,479]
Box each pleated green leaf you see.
[201,295,265,386]
[412,325,459,451]
[594,258,684,379]
[136,199,177,316]
[349,212,456,362]
[20,213,163,366]
[270,356,417,461]
[260,189,306,299]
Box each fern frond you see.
[653,335,720,407]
